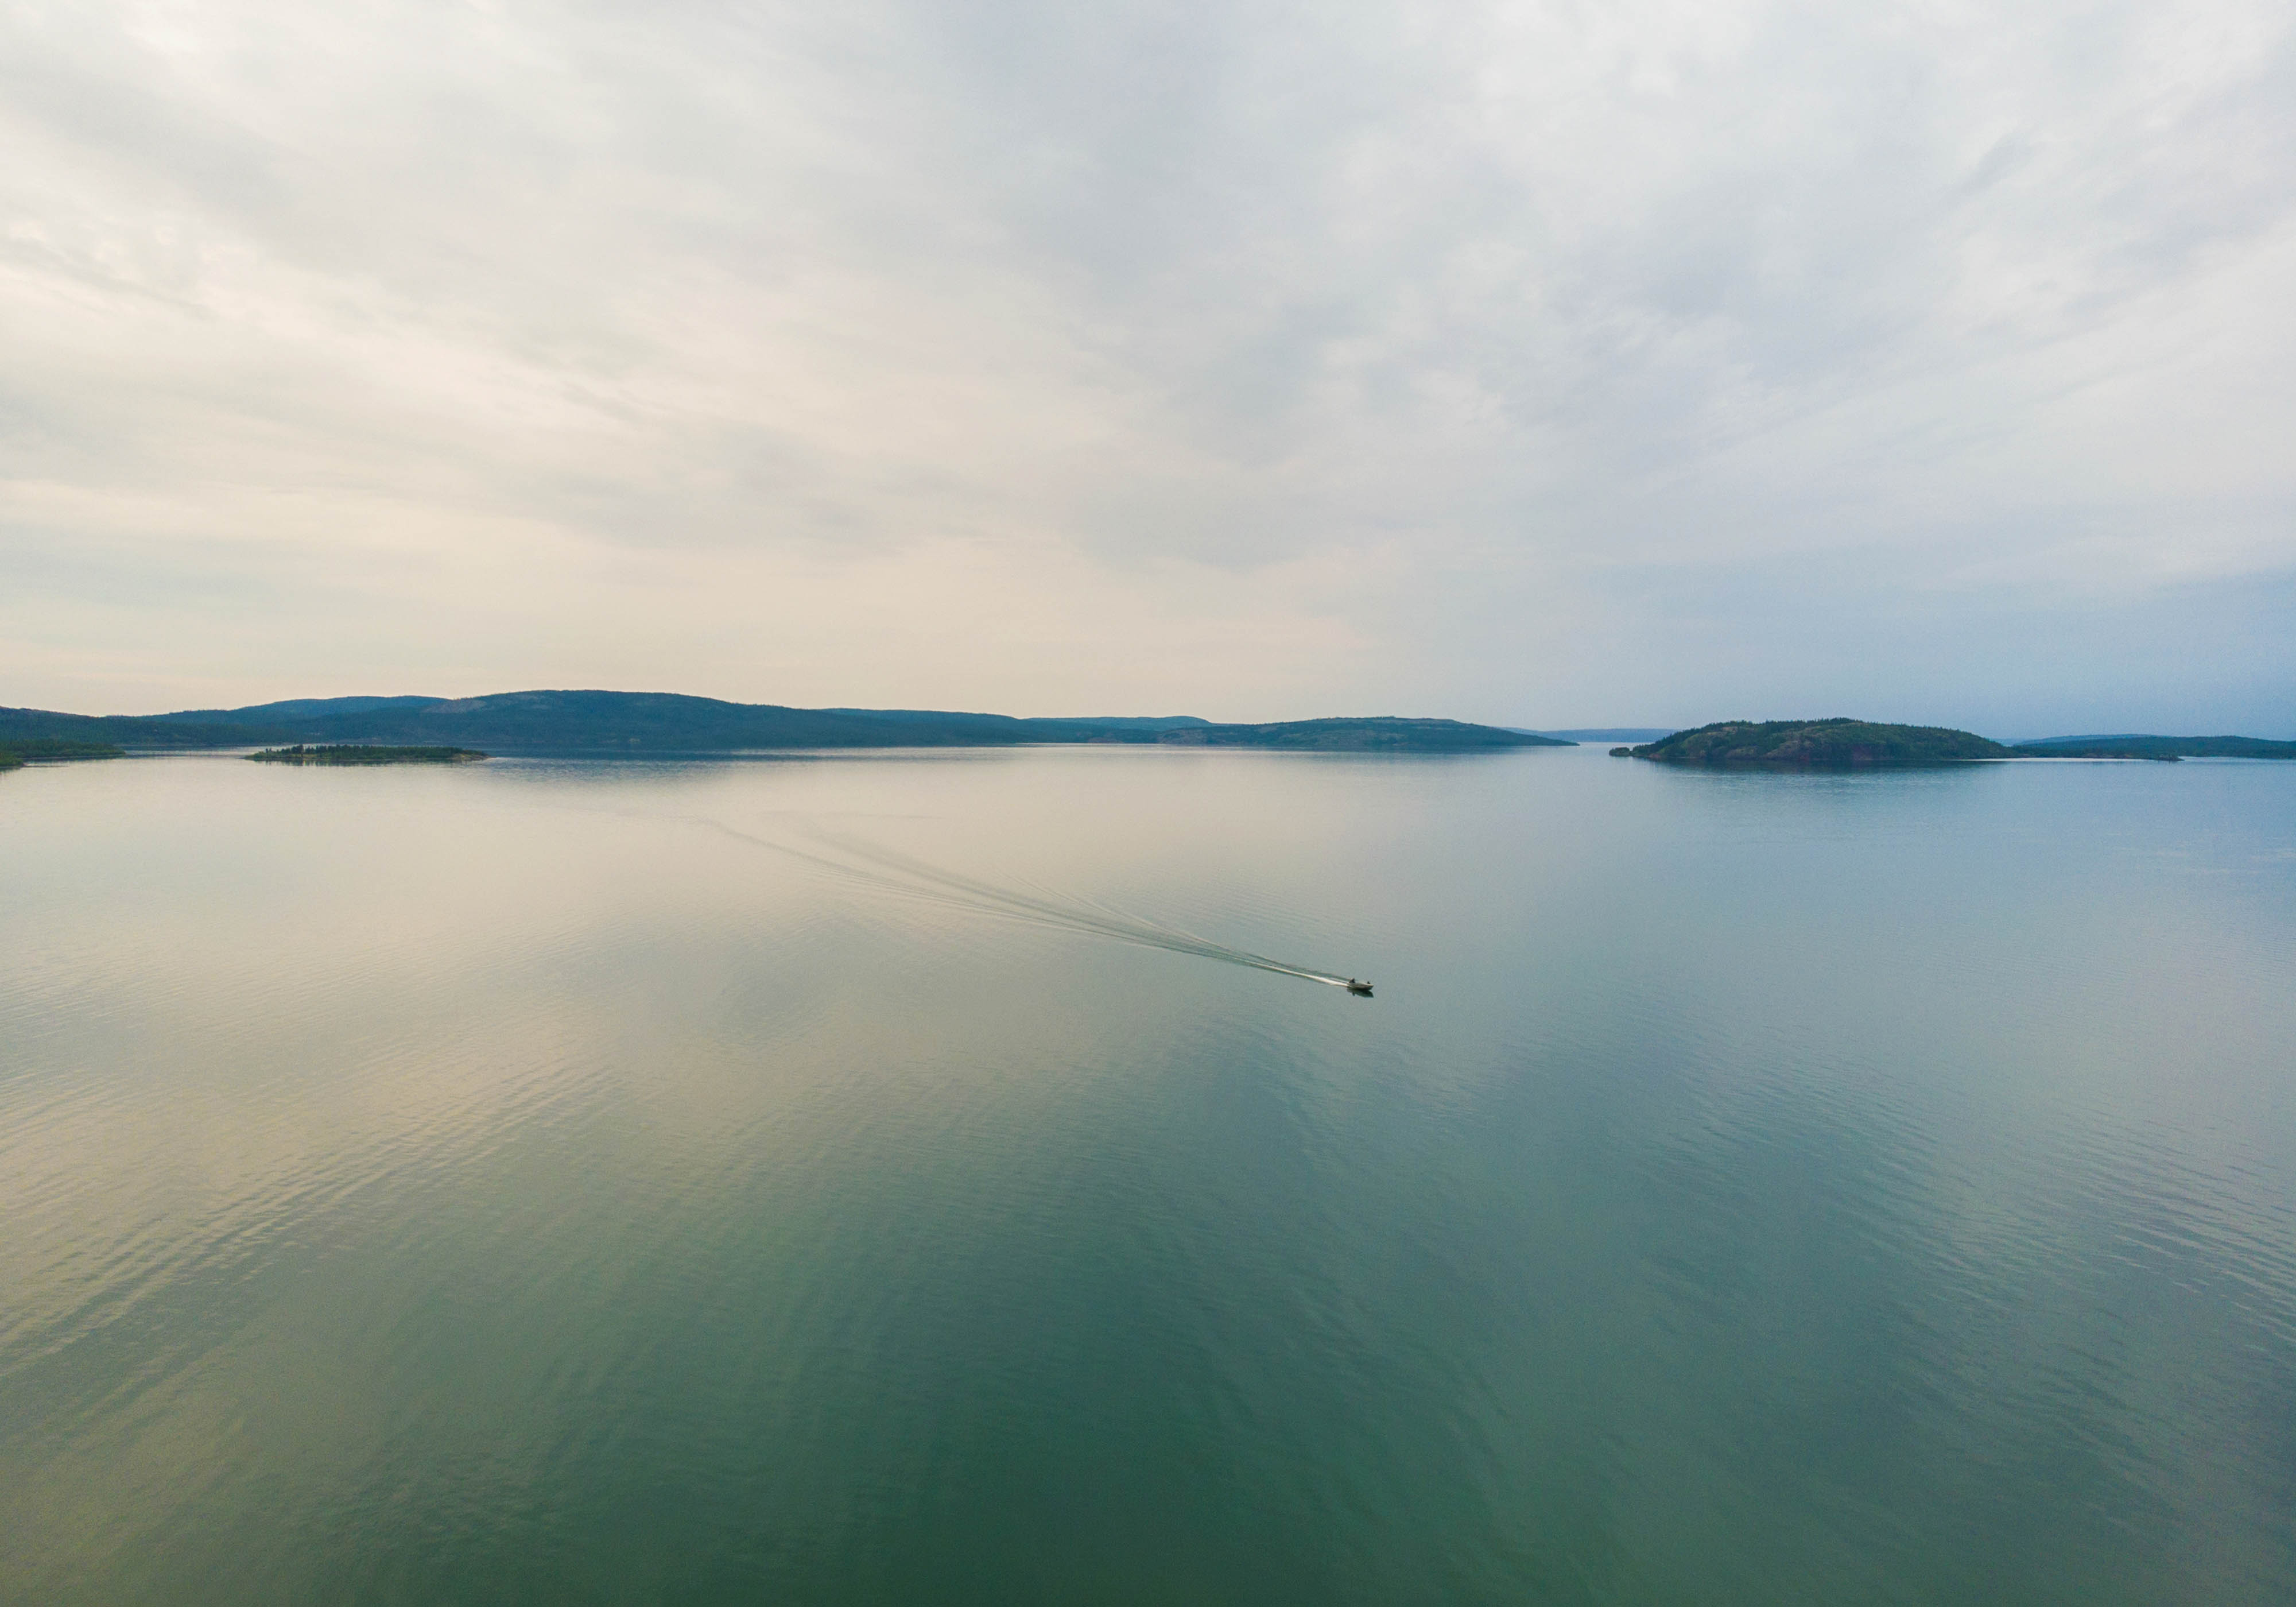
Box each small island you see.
[249,745,488,765]
[1616,719,2010,766]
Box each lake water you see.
[3,746,2293,1604]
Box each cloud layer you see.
[4,0,2292,731]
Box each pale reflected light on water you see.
[3,748,2293,1603]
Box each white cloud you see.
[2,0,2290,729]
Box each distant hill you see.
[1521,727,1670,744]
[1157,718,1568,751]
[828,710,1211,731]
[1623,719,2010,766]
[157,695,447,724]
[2010,734,2296,760]
[0,707,289,749]
[1,692,1556,755]
[21,695,2283,762]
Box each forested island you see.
[249,745,489,765]
[1615,720,2296,766]
[1616,720,2010,765]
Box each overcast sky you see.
[3,0,2291,734]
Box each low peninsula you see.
[0,738,125,771]
[2009,734,2296,760]
[249,745,489,765]
[1616,720,2010,766]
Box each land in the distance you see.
[2008,734,2296,760]
[0,737,125,771]
[1618,719,2296,765]
[1620,720,2012,765]
[1521,727,1676,744]
[9,696,2286,768]
[249,745,489,765]
[2,691,1571,756]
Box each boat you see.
[1345,978,1374,996]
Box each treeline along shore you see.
[248,745,488,765]
[0,737,125,771]
[2,691,1569,756]
[3,695,2287,770]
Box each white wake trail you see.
[679,817,1365,991]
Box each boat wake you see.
[691,818,1368,993]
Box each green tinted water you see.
[3,748,2291,1603]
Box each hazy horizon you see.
[17,683,2289,747]
[5,1,2291,734]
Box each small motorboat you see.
[1345,978,1374,996]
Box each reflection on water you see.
[3,748,2293,1604]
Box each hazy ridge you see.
[0,691,1568,754]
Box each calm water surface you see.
[3,747,2292,1604]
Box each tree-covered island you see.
[1614,719,2296,765]
[249,745,489,765]
[1615,720,2011,765]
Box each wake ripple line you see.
[684,817,1362,991]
